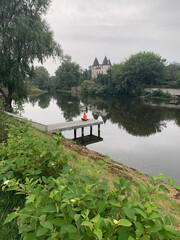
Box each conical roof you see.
[92,58,99,66]
[107,59,112,66]
[102,56,108,65]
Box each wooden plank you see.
[47,119,103,133]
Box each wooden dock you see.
[47,119,103,138]
[5,112,103,138]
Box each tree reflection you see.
[53,93,81,121]
[24,92,180,136]
[81,96,180,137]
[28,93,51,109]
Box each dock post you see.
[82,127,84,138]
[74,129,77,139]
[98,124,100,137]
[90,126,92,135]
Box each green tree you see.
[0,0,62,110]
[55,55,82,90]
[31,66,50,90]
[165,62,180,83]
[112,52,166,96]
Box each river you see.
[17,92,180,184]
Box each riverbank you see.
[1,111,180,239]
[33,128,180,225]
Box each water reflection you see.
[81,96,180,136]
[19,92,180,183]
[27,92,180,137]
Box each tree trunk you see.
[0,87,13,112]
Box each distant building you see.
[91,56,111,79]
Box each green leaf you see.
[135,208,147,219]
[60,224,77,234]
[149,212,161,220]
[157,173,167,180]
[91,214,100,223]
[164,225,177,235]
[74,214,80,222]
[168,214,178,226]
[43,204,57,212]
[36,227,49,236]
[94,229,102,240]
[134,221,144,236]
[146,224,162,233]
[149,176,155,185]
[4,212,17,224]
[124,207,136,219]
[109,200,121,207]
[118,227,130,240]
[140,235,150,240]
[81,221,93,230]
[168,177,174,186]
[26,194,35,204]
[158,185,170,193]
[113,181,121,191]
[52,218,65,227]
[117,219,132,227]
[128,237,135,240]
[173,185,180,190]
[40,221,53,230]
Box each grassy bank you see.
[29,86,47,96]
[0,111,180,239]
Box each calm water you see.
[18,93,180,184]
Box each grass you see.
[29,86,47,95]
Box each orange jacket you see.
[83,114,87,120]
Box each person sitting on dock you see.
[82,113,88,121]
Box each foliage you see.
[81,80,97,96]
[55,55,82,90]
[29,67,51,90]
[3,170,180,240]
[0,121,68,181]
[0,111,17,142]
[0,187,24,239]
[0,0,62,108]
[88,52,167,97]
[151,90,171,99]
[1,115,180,239]
[165,62,180,83]
[118,52,166,95]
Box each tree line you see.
[29,52,180,97]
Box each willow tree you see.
[0,0,62,110]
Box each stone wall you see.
[145,88,180,96]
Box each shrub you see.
[0,111,17,143]
[3,170,180,240]
[152,89,171,99]
[0,121,68,181]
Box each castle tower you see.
[91,56,111,79]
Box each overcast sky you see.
[41,0,180,75]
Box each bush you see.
[0,111,17,143]
[80,80,97,96]
[152,89,171,99]
[3,171,180,240]
[0,121,68,181]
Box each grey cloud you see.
[41,0,180,74]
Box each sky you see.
[40,0,180,75]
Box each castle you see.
[91,56,111,79]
